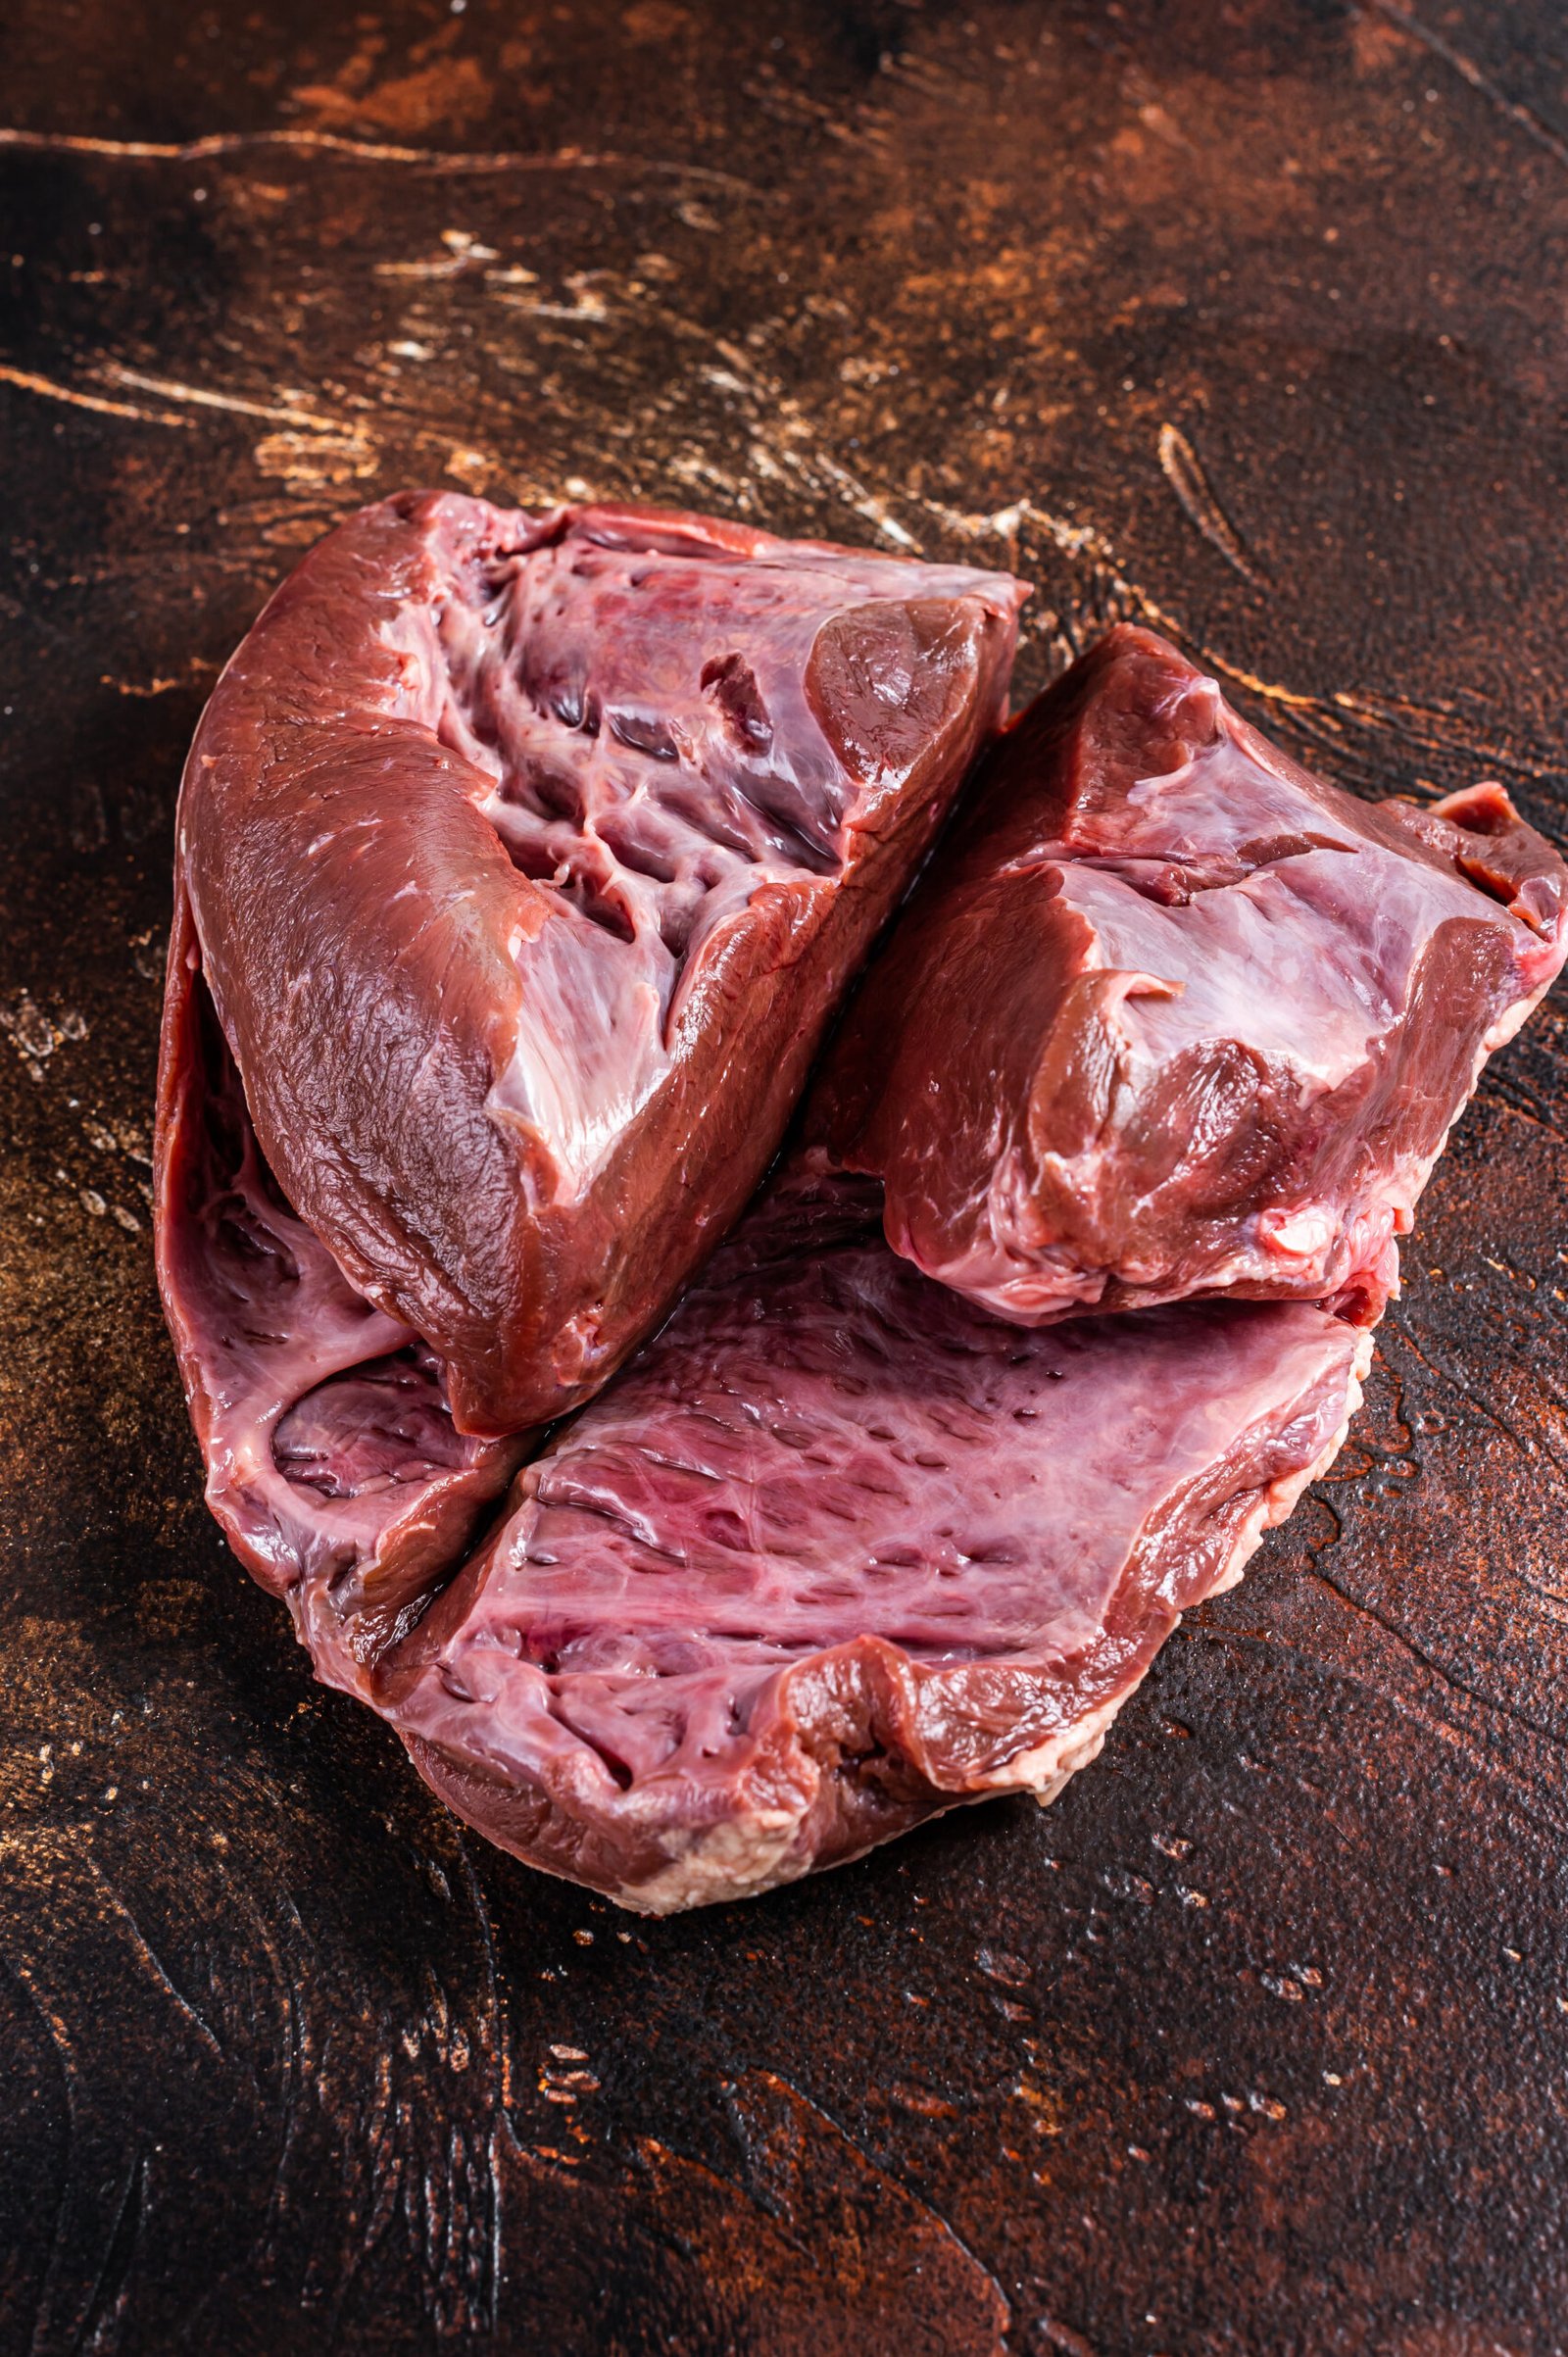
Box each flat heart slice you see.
[378,1168,1369,1911]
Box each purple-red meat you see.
[155,561,1567,1915]
[165,493,1026,1438]
[156,910,525,1694]
[813,626,1568,1328]
[378,1167,1368,1910]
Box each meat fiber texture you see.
[156,555,1565,1914]
[167,492,1027,1440]
[813,626,1568,1329]
[379,1170,1370,1910]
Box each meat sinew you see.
[167,494,1027,1438]
[813,625,1568,1328]
[378,1168,1369,1911]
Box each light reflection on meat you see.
[383,1165,1370,1911]
[154,526,1568,1911]
[816,625,1568,1329]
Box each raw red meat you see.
[813,626,1568,1328]
[169,494,1026,1437]
[157,569,1566,1914]
[379,1167,1369,1910]
[156,897,524,1695]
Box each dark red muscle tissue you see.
[156,541,1568,1908]
[156,494,1026,1693]
[815,625,1568,1328]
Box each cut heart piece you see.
[158,573,1564,1916]
[813,625,1568,1328]
[378,1168,1369,1911]
[165,493,1026,1439]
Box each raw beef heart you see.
[166,493,1026,1436]
[155,901,525,1695]
[378,1169,1369,1912]
[812,625,1568,1327]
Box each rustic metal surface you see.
[3,3,1567,2350]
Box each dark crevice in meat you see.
[273,1346,475,1500]
[702,651,773,752]
[1382,777,1567,935]
[378,1165,1369,1911]
[1068,828,1359,908]
[812,625,1568,1333]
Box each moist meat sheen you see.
[167,493,1027,1437]
[378,1168,1369,1911]
[156,917,526,1694]
[813,626,1568,1326]
[156,582,1565,1915]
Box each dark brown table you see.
[4,5,1567,2349]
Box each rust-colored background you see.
[3,4,1567,2351]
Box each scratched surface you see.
[3,2,1568,2351]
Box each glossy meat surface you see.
[172,493,1026,1433]
[813,626,1568,1327]
[380,1168,1368,1911]
[155,892,524,1695]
